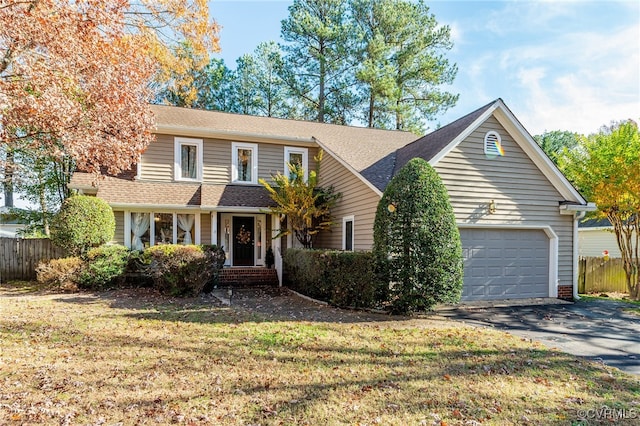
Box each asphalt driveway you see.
[438,299,640,375]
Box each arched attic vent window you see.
[484,131,504,157]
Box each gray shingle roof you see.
[70,173,277,209]
[151,104,417,176]
[579,218,612,228]
[392,100,496,177]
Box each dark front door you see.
[233,216,255,266]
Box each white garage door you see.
[460,228,550,301]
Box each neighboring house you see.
[0,207,28,237]
[69,99,594,301]
[578,218,623,258]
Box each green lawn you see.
[1,283,638,425]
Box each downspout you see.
[573,211,586,300]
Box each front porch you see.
[121,209,287,286]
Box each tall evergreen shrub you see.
[373,158,463,313]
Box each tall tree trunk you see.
[318,42,326,123]
[39,187,50,236]
[610,212,640,300]
[368,91,374,128]
[3,149,14,207]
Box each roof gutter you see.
[573,210,588,301]
[108,203,201,210]
[559,202,597,215]
[155,124,316,146]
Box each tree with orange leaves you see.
[0,0,219,176]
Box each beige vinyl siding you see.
[203,139,230,183]
[259,144,319,185]
[140,134,318,185]
[315,153,380,250]
[200,213,212,245]
[259,143,284,184]
[578,229,623,258]
[140,134,174,181]
[434,116,575,286]
[113,210,125,244]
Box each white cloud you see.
[484,0,576,36]
[493,19,640,135]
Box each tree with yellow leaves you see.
[259,151,341,248]
[560,120,640,300]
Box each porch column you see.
[123,210,131,248]
[211,212,218,247]
[194,213,201,245]
[271,214,282,286]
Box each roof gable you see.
[388,99,586,204]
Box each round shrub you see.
[78,244,130,290]
[373,158,463,314]
[50,196,115,255]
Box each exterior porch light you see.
[488,200,497,214]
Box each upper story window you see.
[174,137,203,181]
[232,142,258,184]
[284,146,308,181]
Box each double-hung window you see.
[284,147,308,181]
[174,137,203,181]
[232,142,258,184]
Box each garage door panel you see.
[461,229,549,301]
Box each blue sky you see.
[209,0,639,136]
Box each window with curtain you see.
[284,147,308,181]
[232,142,258,184]
[177,214,195,245]
[238,148,252,182]
[174,137,202,181]
[181,144,197,179]
[130,212,150,251]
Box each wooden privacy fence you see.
[578,256,637,294]
[0,238,67,282]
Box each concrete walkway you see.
[437,298,640,375]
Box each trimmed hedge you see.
[142,244,226,296]
[36,244,226,296]
[36,256,84,291]
[78,244,130,290]
[283,248,381,308]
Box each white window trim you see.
[174,137,203,182]
[284,146,309,181]
[342,215,355,251]
[135,156,142,180]
[124,211,200,248]
[232,142,259,184]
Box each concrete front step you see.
[219,267,279,287]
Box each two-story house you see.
[69,99,594,301]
